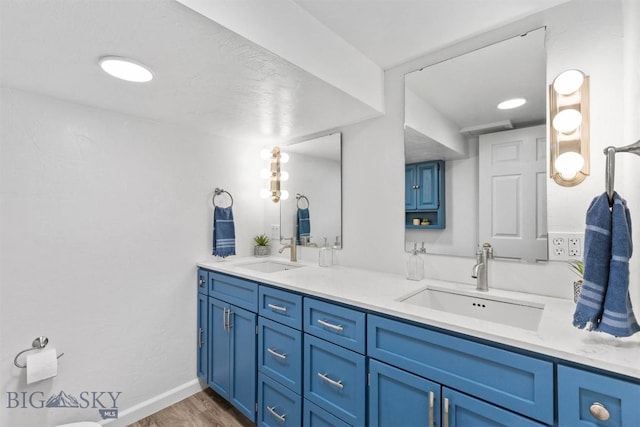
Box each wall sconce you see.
[260,146,289,203]
[549,69,590,186]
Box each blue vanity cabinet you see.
[405,160,445,229]
[257,372,302,427]
[197,292,208,382]
[557,365,640,426]
[208,297,257,422]
[304,297,367,427]
[367,314,554,425]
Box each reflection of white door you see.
[478,125,547,262]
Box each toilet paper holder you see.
[13,336,64,368]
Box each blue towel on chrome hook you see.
[212,206,236,258]
[296,208,310,245]
[573,192,639,337]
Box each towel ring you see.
[296,193,309,209]
[212,188,233,208]
[14,336,64,368]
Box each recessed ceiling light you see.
[497,98,526,110]
[99,56,153,83]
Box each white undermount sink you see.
[237,260,304,273]
[398,286,544,331]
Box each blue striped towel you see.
[296,208,310,245]
[212,206,236,258]
[573,192,639,337]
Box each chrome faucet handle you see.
[482,242,493,258]
[419,241,427,254]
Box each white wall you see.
[339,0,634,300]
[0,88,265,426]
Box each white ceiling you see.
[0,0,565,143]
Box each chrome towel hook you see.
[14,336,64,368]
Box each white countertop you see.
[197,256,640,380]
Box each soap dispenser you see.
[406,243,424,281]
[319,237,332,267]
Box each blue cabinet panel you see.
[416,162,439,210]
[405,165,417,210]
[197,293,208,382]
[258,316,302,394]
[304,399,352,427]
[230,305,257,422]
[209,271,258,312]
[367,314,553,425]
[197,268,208,295]
[259,286,303,329]
[258,372,302,427]
[304,334,366,427]
[304,297,366,354]
[558,365,640,426]
[443,388,545,427]
[369,359,441,427]
[209,298,231,400]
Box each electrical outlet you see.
[548,232,584,260]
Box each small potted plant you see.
[569,260,584,303]
[253,234,271,257]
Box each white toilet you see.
[56,422,101,427]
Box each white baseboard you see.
[102,378,205,426]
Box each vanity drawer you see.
[208,271,258,312]
[304,297,366,354]
[197,268,208,295]
[258,373,302,427]
[303,399,352,427]
[558,365,640,426]
[367,314,553,425]
[258,317,302,394]
[304,334,366,427]
[259,286,303,329]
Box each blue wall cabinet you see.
[405,160,445,229]
[208,297,257,422]
[197,292,208,382]
[558,365,640,426]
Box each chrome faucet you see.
[279,237,297,262]
[472,243,493,291]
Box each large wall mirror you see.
[278,133,342,248]
[404,28,548,261]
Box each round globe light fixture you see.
[553,69,584,95]
[555,152,585,180]
[552,109,582,134]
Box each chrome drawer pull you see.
[198,328,204,348]
[267,348,287,360]
[268,303,288,313]
[589,402,610,421]
[443,397,449,427]
[428,391,434,427]
[317,319,344,332]
[198,278,205,286]
[317,372,344,389]
[267,405,286,422]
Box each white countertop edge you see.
[197,257,640,381]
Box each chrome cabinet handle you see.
[443,397,449,427]
[268,303,288,313]
[317,319,344,332]
[223,308,232,331]
[589,402,610,421]
[227,308,232,330]
[222,308,228,331]
[267,348,287,360]
[198,278,205,287]
[198,327,204,348]
[267,405,286,422]
[317,372,344,389]
[428,391,434,427]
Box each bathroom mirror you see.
[404,28,548,260]
[278,133,342,248]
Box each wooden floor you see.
[128,388,254,427]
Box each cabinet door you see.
[258,373,302,427]
[416,162,440,210]
[230,305,257,422]
[442,388,545,427]
[558,365,640,426]
[209,298,231,400]
[405,165,417,210]
[369,359,440,427]
[197,293,208,382]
